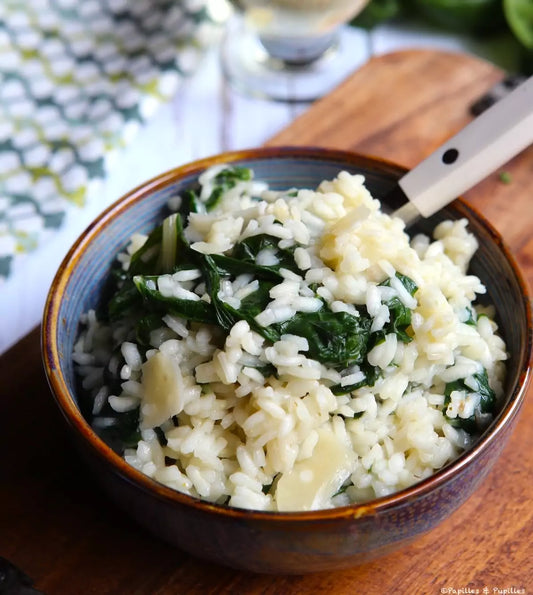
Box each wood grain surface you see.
[1,50,532,595]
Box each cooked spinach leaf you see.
[204,166,252,211]
[232,234,299,273]
[443,368,496,433]
[128,224,162,275]
[109,214,191,321]
[108,278,142,321]
[377,272,418,343]
[276,309,372,367]
[133,274,217,324]
[201,253,241,331]
[96,408,141,454]
[211,253,284,282]
[232,280,276,321]
[203,256,280,342]
[253,363,278,379]
[180,188,202,215]
[136,312,164,346]
[211,233,301,282]
[331,363,380,395]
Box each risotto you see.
[73,165,507,512]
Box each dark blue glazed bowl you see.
[42,147,532,573]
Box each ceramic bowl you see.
[42,147,532,574]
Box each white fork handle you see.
[397,75,533,219]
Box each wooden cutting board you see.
[1,50,532,595]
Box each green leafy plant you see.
[352,0,532,73]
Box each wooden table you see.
[1,50,532,594]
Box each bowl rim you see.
[42,145,533,522]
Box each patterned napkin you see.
[0,0,223,280]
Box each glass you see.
[221,0,370,102]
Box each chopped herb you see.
[262,482,273,495]
[462,307,477,326]
[262,473,279,495]
[154,426,168,447]
[332,482,351,498]
[499,171,512,184]
[334,410,365,420]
